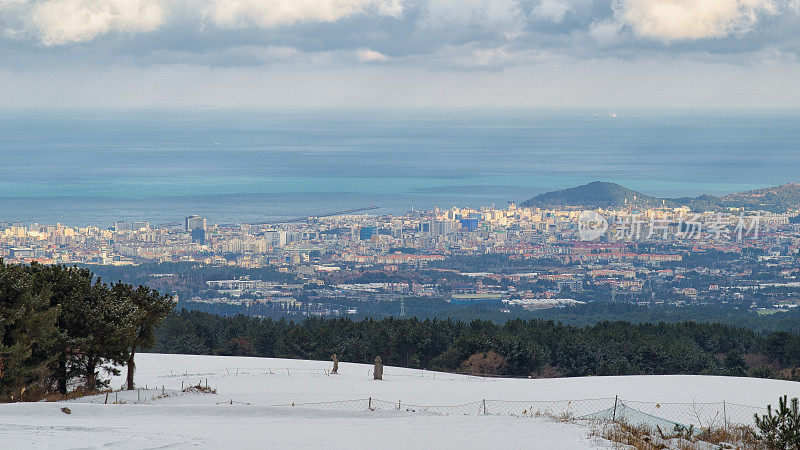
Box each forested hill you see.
[521,181,800,212]
[520,181,670,209]
[720,182,800,212]
[152,310,800,380]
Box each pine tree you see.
[27,264,96,393]
[74,279,135,390]
[26,264,132,392]
[754,395,800,449]
[113,283,174,390]
[0,261,59,401]
[2,262,172,398]
[24,263,83,393]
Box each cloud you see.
[612,0,777,41]
[30,0,165,45]
[0,0,798,70]
[148,45,323,67]
[463,46,550,68]
[356,48,388,61]
[589,19,623,46]
[532,0,571,23]
[203,0,403,28]
[418,0,524,35]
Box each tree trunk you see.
[126,349,136,390]
[57,354,67,395]
[84,355,97,391]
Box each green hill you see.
[521,182,800,212]
[720,183,800,211]
[520,181,675,209]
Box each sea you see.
[1,108,799,226]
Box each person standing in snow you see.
[373,356,383,380]
[331,354,339,374]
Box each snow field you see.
[2,353,799,449]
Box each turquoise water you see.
[1,108,799,225]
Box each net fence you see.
[276,396,768,430]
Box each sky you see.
[0,0,799,108]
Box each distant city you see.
[3,199,799,318]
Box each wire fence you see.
[276,396,768,431]
[134,365,772,431]
[155,367,476,381]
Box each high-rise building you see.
[392,224,403,238]
[459,218,479,232]
[190,228,206,245]
[113,221,131,232]
[9,248,35,258]
[420,222,431,235]
[431,220,453,236]
[263,230,287,247]
[185,215,206,231]
[359,226,376,240]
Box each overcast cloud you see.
[1,0,799,106]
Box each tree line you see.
[0,262,174,401]
[153,310,800,379]
[175,298,800,334]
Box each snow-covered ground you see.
[2,353,799,449]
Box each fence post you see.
[138,389,140,402]
[612,395,618,422]
[104,392,108,404]
[723,401,727,431]
[369,397,372,410]
[483,399,487,415]
[398,400,401,410]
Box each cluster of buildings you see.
[3,204,794,266]
[2,203,799,314]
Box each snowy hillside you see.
[2,353,799,448]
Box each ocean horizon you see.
[2,107,799,226]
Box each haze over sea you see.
[2,108,799,226]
